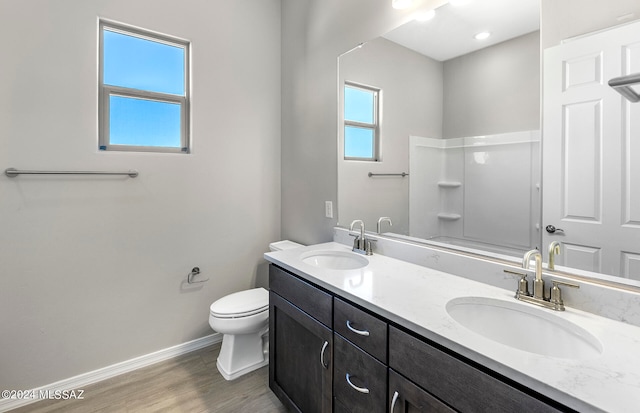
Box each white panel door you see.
[543,21,640,279]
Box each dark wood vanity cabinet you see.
[333,297,389,412]
[269,264,573,413]
[333,334,387,413]
[388,327,571,413]
[269,265,333,413]
[388,369,455,413]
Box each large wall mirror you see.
[337,0,640,286]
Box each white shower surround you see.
[409,130,540,256]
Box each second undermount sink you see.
[446,297,603,359]
[300,250,369,270]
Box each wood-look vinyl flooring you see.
[12,343,287,413]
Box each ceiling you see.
[382,0,540,62]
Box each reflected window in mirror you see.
[344,82,380,161]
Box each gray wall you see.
[336,30,540,238]
[0,0,281,389]
[541,0,640,49]
[284,0,640,247]
[281,0,447,245]
[443,31,540,139]
[338,37,443,235]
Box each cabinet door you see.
[388,369,455,413]
[269,291,333,413]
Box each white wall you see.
[338,37,443,235]
[0,0,281,390]
[409,132,540,254]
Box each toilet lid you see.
[210,287,269,318]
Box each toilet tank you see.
[269,240,303,251]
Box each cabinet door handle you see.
[320,341,329,369]
[345,373,370,394]
[390,391,399,413]
[346,320,370,336]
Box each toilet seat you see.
[210,287,268,319]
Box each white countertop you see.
[265,242,640,413]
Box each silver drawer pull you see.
[345,373,370,394]
[346,320,370,336]
[320,341,329,369]
[390,391,399,413]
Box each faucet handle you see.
[517,273,530,298]
[504,269,530,298]
[549,280,579,310]
[365,239,373,255]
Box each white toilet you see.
[209,240,302,380]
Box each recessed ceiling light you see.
[474,31,491,40]
[415,9,436,22]
[392,0,413,9]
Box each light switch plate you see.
[325,201,333,218]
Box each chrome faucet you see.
[377,217,392,234]
[522,249,544,300]
[510,248,580,311]
[349,220,372,255]
[548,241,561,270]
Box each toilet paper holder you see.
[187,267,209,284]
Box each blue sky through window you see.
[344,85,376,158]
[345,126,374,158]
[104,30,185,95]
[344,86,374,124]
[109,96,181,147]
[102,26,186,149]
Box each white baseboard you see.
[0,333,222,412]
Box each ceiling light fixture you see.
[415,9,436,22]
[392,0,413,10]
[474,31,491,40]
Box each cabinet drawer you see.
[334,334,387,413]
[389,326,566,413]
[269,264,332,327]
[334,298,387,363]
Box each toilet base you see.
[216,331,269,381]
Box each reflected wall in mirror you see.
[338,0,541,257]
[338,0,640,283]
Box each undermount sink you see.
[300,250,369,270]
[446,297,603,359]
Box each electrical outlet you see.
[325,201,333,218]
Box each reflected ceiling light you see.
[474,31,491,40]
[392,0,413,10]
[449,0,472,6]
[415,9,436,22]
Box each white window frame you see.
[344,81,380,161]
[98,20,190,153]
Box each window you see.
[344,82,380,161]
[99,21,190,153]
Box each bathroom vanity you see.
[265,242,640,413]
